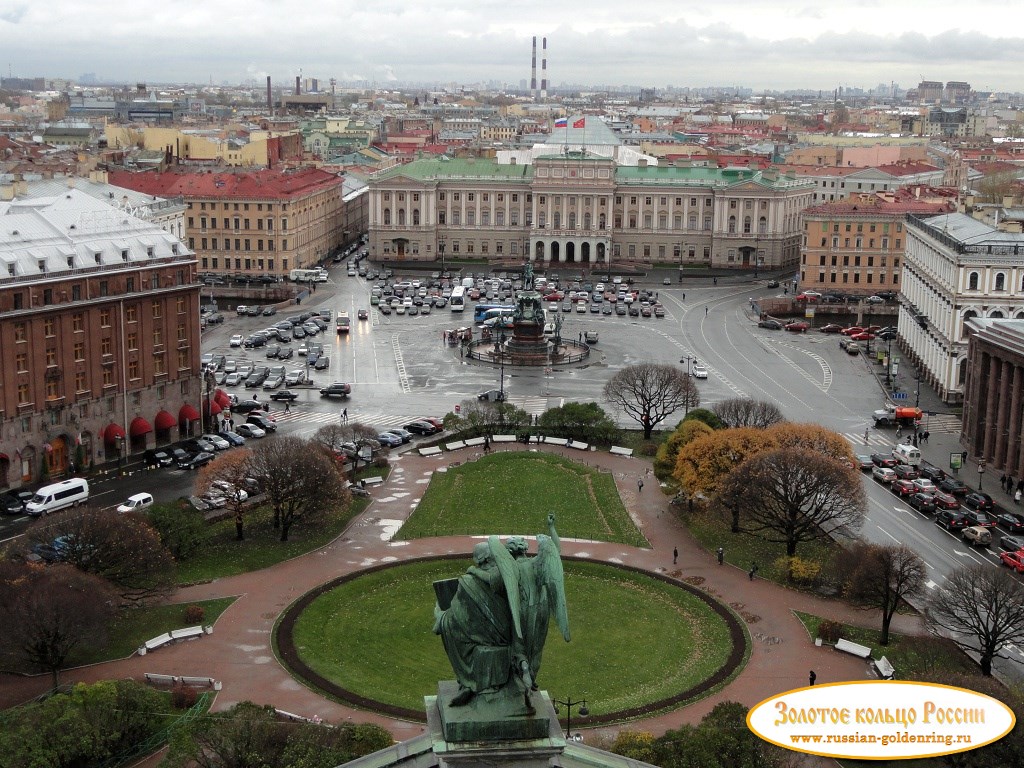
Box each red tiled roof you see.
[803,191,956,217]
[107,167,343,201]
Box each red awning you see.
[179,404,200,422]
[213,389,231,408]
[204,400,223,416]
[103,422,126,443]
[154,410,176,431]
[129,417,152,437]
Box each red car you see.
[415,416,445,431]
[819,324,843,334]
[891,479,917,498]
[785,321,809,333]
[796,292,821,302]
[840,326,864,336]
[932,491,961,510]
[851,332,876,341]
[999,550,1024,573]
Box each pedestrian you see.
[1001,474,1008,492]
[284,400,290,412]
[912,432,918,447]
[717,546,724,565]
[682,292,685,300]
[809,670,817,687]
[655,291,659,299]
[342,407,348,423]
[1016,489,1022,506]
[253,393,258,401]
[896,423,903,438]
[713,277,718,285]
[1017,479,1023,494]
[705,306,709,316]
[923,430,930,444]
[578,332,582,342]
[864,427,870,443]
[749,562,758,581]
[638,478,644,493]
[263,402,269,412]
[673,547,678,565]
[484,435,491,454]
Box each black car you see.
[917,462,947,483]
[1000,534,1024,552]
[766,280,780,288]
[963,492,995,512]
[870,453,898,468]
[758,319,783,330]
[1,489,33,515]
[936,510,968,531]
[232,399,265,415]
[270,389,299,402]
[278,347,294,360]
[938,477,969,495]
[964,509,997,528]
[908,493,937,514]
[892,463,919,480]
[265,345,281,360]
[178,451,215,470]
[314,356,330,370]
[143,448,174,468]
[218,431,247,447]
[996,512,1024,533]
[246,414,277,433]
[319,382,351,398]
[403,421,438,436]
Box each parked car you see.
[795,291,822,302]
[230,334,244,347]
[117,492,154,513]
[314,355,330,370]
[387,428,414,444]
[210,480,249,503]
[403,420,438,436]
[938,477,969,495]
[819,323,843,334]
[784,321,809,333]
[178,451,215,470]
[758,319,783,330]
[414,416,445,431]
[907,492,937,514]
[235,423,266,439]
[376,432,404,448]
[1,489,33,515]
[201,434,232,451]
[143,449,174,468]
[218,431,246,447]
[246,414,277,433]
[963,492,995,512]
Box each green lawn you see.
[396,452,648,547]
[685,510,835,584]
[70,597,236,666]
[289,559,740,717]
[175,499,369,585]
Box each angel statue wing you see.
[489,535,523,642]
[536,533,570,642]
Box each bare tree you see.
[0,563,116,687]
[841,543,926,645]
[313,422,380,478]
[927,564,1024,676]
[604,364,700,439]
[447,399,532,434]
[249,437,350,542]
[27,508,175,604]
[711,398,785,429]
[197,449,254,541]
[721,447,865,556]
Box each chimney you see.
[295,76,301,96]
[541,37,547,99]
[267,76,272,114]
[531,36,537,101]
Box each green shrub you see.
[183,604,205,624]
[774,555,821,585]
[149,501,205,560]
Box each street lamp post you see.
[114,434,125,475]
[914,371,922,408]
[498,328,507,401]
[437,237,446,277]
[680,354,694,414]
[552,696,589,740]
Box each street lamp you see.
[114,434,125,475]
[680,354,694,414]
[552,696,589,740]
[497,328,507,401]
[437,237,446,277]
[914,371,922,408]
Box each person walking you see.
[341,407,348,424]
[748,562,758,581]
[673,547,678,565]
[284,400,290,412]
[483,435,491,454]
[638,478,644,493]
[809,670,817,687]
[717,547,724,565]
[705,306,709,316]
[896,423,903,438]
[923,430,930,443]
[864,427,870,444]
[1002,474,1010,493]
[1016,489,1022,506]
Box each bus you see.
[450,286,466,311]
[336,311,350,334]
[289,268,321,283]
[474,304,515,323]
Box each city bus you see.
[450,285,466,311]
[336,311,350,334]
[289,268,321,283]
[475,305,516,324]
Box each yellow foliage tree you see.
[654,419,714,479]
[611,731,656,764]
[765,422,855,465]
[673,427,775,499]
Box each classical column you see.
[1006,365,1024,477]
[994,359,1013,467]
[983,353,1001,461]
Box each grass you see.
[793,611,977,679]
[174,498,370,585]
[71,597,236,666]
[396,452,648,546]
[290,559,737,717]
[685,509,836,584]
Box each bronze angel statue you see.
[433,514,569,713]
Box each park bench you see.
[179,675,221,689]
[609,446,634,457]
[874,656,896,680]
[492,435,516,443]
[835,638,873,658]
[144,672,177,686]
[170,625,205,641]
[418,446,443,457]
[544,437,569,446]
[143,633,173,652]
[568,440,589,451]
[464,437,486,447]
[362,476,384,486]
[444,441,467,451]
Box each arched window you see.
[412,209,420,225]
[383,209,392,225]
[553,212,561,229]
[995,272,1006,291]
[743,216,752,234]
[728,216,737,234]
[568,212,576,229]
[957,358,968,386]
[598,214,606,229]
[397,209,406,226]
[961,309,978,340]
[968,272,979,290]
[990,310,1004,318]
[583,213,591,229]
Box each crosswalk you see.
[839,414,962,448]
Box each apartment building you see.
[800,190,955,296]
[108,168,350,278]
[0,190,200,488]
[367,155,814,271]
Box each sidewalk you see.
[0,443,925,743]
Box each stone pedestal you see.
[426,681,566,768]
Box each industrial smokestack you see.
[541,37,548,99]
[266,76,272,115]
[531,36,537,100]
[295,76,301,95]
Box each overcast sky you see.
[3,0,1022,93]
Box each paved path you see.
[0,443,925,744]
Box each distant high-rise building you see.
[945,81,971,104]
[916,80,944,104]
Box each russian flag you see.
[554,117,567,128]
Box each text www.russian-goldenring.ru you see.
[789,732,972,748]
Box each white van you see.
[892,443,922,467]
[26,478,90,516]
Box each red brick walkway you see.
[0,443,924,744]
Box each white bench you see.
[362,476,384,486]
[464,437,486,447]
[568,440,589,451]
[170,625,205,641]
[144,633,173,652]
[418,446,443,457]
[875,656,895,679]
[609,445,634,457]
[445,441,467,451]
[144,672,177,686]
[492,435,516,443]
[544,437,569,446]
[179,675,220,689]
[836,638,873,658]
[277,709,315,723]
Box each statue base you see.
[427,682,566,768]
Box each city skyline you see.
[2,0,1023,93]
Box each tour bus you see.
[336,311,351,334]
[474,304,515,324]
[450,286,466,312]
[289,268,321,283]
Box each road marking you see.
[392,333,411,393]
